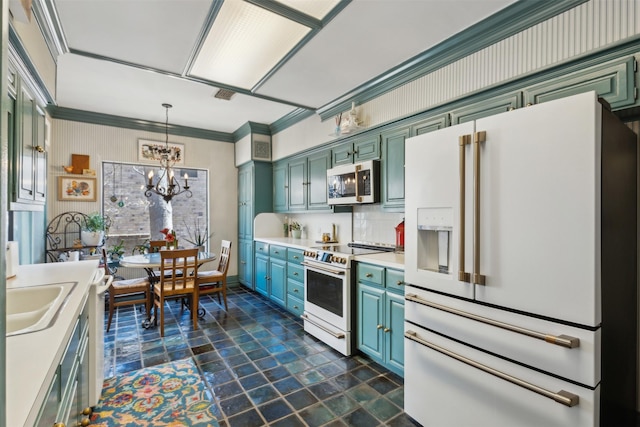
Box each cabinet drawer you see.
[357,263,384,286]
[287,278,304,298]
[287,263,303,281]
[270,245,287,260]
[287,248,304,264]
[255,241,269,254]
[386,268,405,294]
[287,294,304,317]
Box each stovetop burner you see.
[311,242,395,256]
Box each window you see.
[101,161,209,255]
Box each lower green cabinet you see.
[255,253,269,297]
[270,259,287,307]
[286,248,305,317]
[356,263,405,376]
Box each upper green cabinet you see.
[274,149,331,212]
[450,91,522,125]
[332,134,380,166]
[523,56,636,110]
[381,126,409,209]
[11,78,47,210]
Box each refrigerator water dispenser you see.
[416,207,453,274]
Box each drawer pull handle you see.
[365,273,373,278]
[377,324,383,329]
[405,330,579,407]
[396,280,404,286]
[384,327,390,333]
[294,305,299,309]
[301,314,345,339]
[294,255,299,259]
[293,288,299,293]
[294,272,298,276]
[405,294,580,349]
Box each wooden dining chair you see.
[196,240,232,313]
[101,249,151,332]
[153,248,199,337]
[149,240,166,253]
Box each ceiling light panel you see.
[275,0,341,20]
[190,0,311,89]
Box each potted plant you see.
[290,221,302,239]
[108,240,125,261]
[81,212,107,247]
[183,218,213,251]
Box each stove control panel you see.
[303,250,349,266]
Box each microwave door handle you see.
[355,164,362,202]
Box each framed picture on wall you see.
[138,139,185,165]
[58,176,97,201]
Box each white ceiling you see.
[51,0,517,134]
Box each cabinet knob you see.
[293,256,299,259]
[82,407,92,416]
[293,288,299,292]
[274,251,279,254]
[366,273,373,278]
[34,145,45,153]
[79,418,91,427]
[53,423,66,427]
[384,328,390,333]
[396,280,404,286]
[377,324,383,329]
[293,272,298,276]
[241,261,246,265]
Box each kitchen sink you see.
[6,282,77,337]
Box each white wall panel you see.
[48,119,238,276]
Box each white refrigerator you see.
[404,91,637,426]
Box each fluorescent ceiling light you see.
[191,0,311,89]
[276,0,340,20]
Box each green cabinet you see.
[449,91,521,125]
[237,161,272,289]
[34,300,91,427]
[275,149,332,212]
[255,241,269,297]
[381,126,409,209]
[10,76,47,210]
[356,263,405,376]
[269,245,287,307]
[286,248,305,317]
[332,133,380,165]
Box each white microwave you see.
[327,160,380,205]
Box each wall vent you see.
[214,88,235,100]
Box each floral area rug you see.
[90,358,219,426]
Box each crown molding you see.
[269,108,315,134]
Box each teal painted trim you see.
[182,0,223,76]
[32,0,67,58]
[69,48,317,111]
[47,105,235,142]
[8,26,55,104]
[270,108,315,134]
[316,0,589,121]
[232,121,272,141]
[246,0,322,29]
[251,0,351,92]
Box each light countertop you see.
[6,260,99,427]
[254,237,318,251]
[355,252,405,270]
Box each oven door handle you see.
[301,314,346,339]
[301,261,346,276]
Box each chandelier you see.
[145,103,192,202]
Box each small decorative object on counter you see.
[283,216,289,237]
[395,219,405,252]
[290,221,302,239]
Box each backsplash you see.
[353,205,404,246]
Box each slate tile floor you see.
[104,286,420,426]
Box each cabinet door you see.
[353,134,380,162]
[332,144,353,165]
[307,150,331,210]
[357,283,384,363]
[34,106,46,202]
[269,260,286,307]
[17,84,35,202]
[238,239,254,289]
[35,369,60,427]
[288,157,307,211]
[449,92,521,125]
[255,255,269,297]
[385,292,405,376]
[410,113,450,136]
[273,162,288,212]
[238,165,253,240]
[381,127,409,208]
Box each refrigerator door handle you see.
[405,330,580,407]
[405,294,580,349]
[458,135,472,283]
[473,131,486,286]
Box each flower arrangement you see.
[160,228,177,248]
[289,221,301,231]
[183,218,213,247]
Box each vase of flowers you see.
[183,218,213,251]
[290,221,302,238]
[160,228,177,249]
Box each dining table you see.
[119,250,217,328]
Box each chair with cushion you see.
[196,240,232,313]
[101,249,151,332]
[153,248,199,337]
